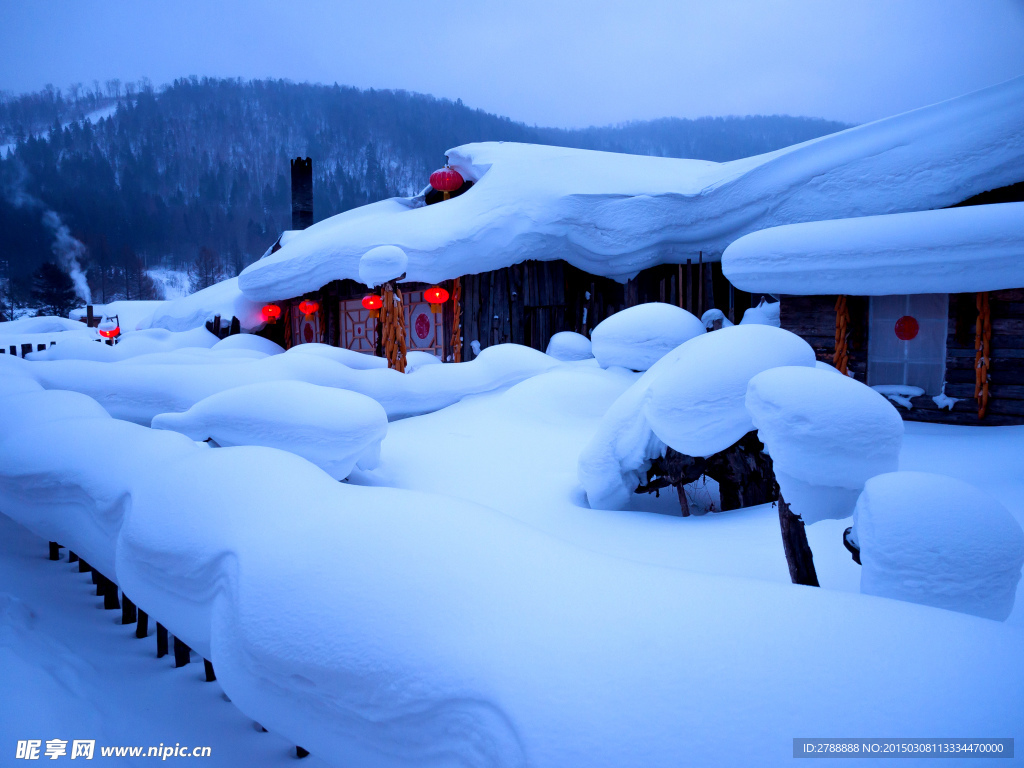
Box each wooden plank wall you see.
[779,291,1024,427]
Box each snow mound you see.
[739,298,780,327]
[27,326,218,362]
[591,303,704,371]
[358,245,408,287]
[143,277,264,333]
[579,325,814,509]
[723,202,1024,295]
[284,343,388,369]
[645,325,817,458]
[852,472,1024,621]
[238,76,1024,301]
[405,350,441,373]
[700,308,733,330]
[746,366,904,524]
[545,331,593,361]
[0,315,85,335]
[212,334,285,356]
[152,381,387,479]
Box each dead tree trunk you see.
[778,495,819,587]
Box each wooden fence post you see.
[204,659,216,682]
[778,496,819,587]
[48,541,61,560]
[173,637,191,668]
[156,623,169,658]
[121,594,137,625]
[136,609,149,639]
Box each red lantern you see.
[429,166,464,198]
[894,315,919,341]
[98,325,120,339]
[262,304,281,323]
[298,299,320,317]
[362,294,383,319]
[424,286,449,313]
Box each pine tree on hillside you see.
[188,246,225,293]
[31,261,79,317]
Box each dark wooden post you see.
[156,623,169,658]
[686,259,693,313]
[121,594,137,625]
[697,251,704,316]
[48,541,61,560]
[68,550,78,563]
[79,558,90,574]
[173,637,191,668]
[136,609,149,639]
[204,659,216,682]
[101,576,120,610]
[778,495,819,587]
[296,747,310,759]
[229,316,240,336]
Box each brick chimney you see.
[290,157,313,230]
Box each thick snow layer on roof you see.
[852,472,1024,620]
[142,277,265,332]
[2,377,1023,766]
[238,76,1024,301]
[591,303,705,371]
[70,300,167,331]
[746,366,904,524]
[358,244,408,287]
[152,381,388,480]
[578,325,814,509]
[724,202,1024,295]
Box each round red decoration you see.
[429,166,464,193]
[415,312,431,340]
[262,304,281,322]
[894,315,919,341]
[298,299,320,316]
[424,286,449,305]
[361,295,383,311]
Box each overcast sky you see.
[2,0,1023,128]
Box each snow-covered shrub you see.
[545,331,593,361]
[151,381,388,479]
[852,472,1024,621]
[358,245,408,287]
[579,325,815,510]
[745,366,903,524]
[700,308,733,330]
[739,298,780,327]
[212,334,285,355]
[590,303,704,371]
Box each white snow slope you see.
[723,201,1024,295]
[0,364,1022,768]
[238,76,1024,301]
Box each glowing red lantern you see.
[298,299,320,317]
[262,304,281,323]
[894,315,919,341]
[429,166,464,199]
[97,324,120,339]
[362,294,383,319]
[424,286,449,313]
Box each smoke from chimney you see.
[42,210,92,303]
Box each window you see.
[867,294,948,395]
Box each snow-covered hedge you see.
[852,472,1024,621]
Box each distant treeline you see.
[0,77,850,306]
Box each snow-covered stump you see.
[136,609,149,639]
[121,594,137,625]
[851,472,1024,620]
[173,637,191,668]
[746,366,903,587]
[156,623,169,658]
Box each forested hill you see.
[0,77,850,300]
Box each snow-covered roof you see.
[723,202,1024,295]
[141,277,265,333]
[238,75,1024,302]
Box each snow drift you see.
[239,76,1024,301]
[590,303,704,371]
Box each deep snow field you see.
[1,323,1022,767]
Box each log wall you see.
[779,290,1024,427]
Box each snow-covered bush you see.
[152,381,388,479]
[851,472,1024,621]
[579,325,815,510]
[545,331,593,361]
[700,308,733,330]
[590,303,704,371]
[745,366,903,524]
